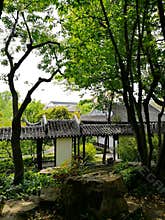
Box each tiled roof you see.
[0,120,164,141]
[0,119,80,141]
[81,124,134,136]
[46,119,80,138]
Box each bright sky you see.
[0,53,91,105]
[0,10,91,105]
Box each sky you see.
[0,53,91,105]
[0,10,91,105]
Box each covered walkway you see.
[0,118,165,169]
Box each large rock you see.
[62,171,128,220]
[40,186,61,203]
[1,197,39,220]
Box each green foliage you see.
[58,0,165,168]
[113,163,142,192]
[41,106,72,120]
[0,140,36,160]
[20,140,36,156]
[118,135,159,163]
[80,142,96,162]
[78,99,94,114]
[0,158,14,174]
[118,136,139,162]
[52,162,86,182]
[113,162,158,197]
[0,171,56,200]
[151,135,159,162]
[22,100,44,123]
[0,91,12,127]
[0,141,12,160]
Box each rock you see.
[62,171,128,220]
[0,196,5,216]
[1,197,39,220]
[40,186,61,203]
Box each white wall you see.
[56,138,72,166]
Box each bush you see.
[80,143,96,162]
[113,162,157,196]
[0,141,12,159]
[0,159,14,174]
[151,135,159,162]
[0,171,56,200]
[118,136,139,162]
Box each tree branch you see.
[14,41,60,74]
[157,0,165,41]
[99,0,124,71]
[5,11,19,70]
[152,94,165,106]
[32,41,60,49]
[21,12,33,44]
[18,68,61,118]
[136,0,142,105]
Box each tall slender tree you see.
[58,0,164,169]
[1,0,61,184]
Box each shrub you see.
[0,159,14,174]
[0,171,56,200]
[118,136,139,162]
[80,143,96,162]
[151,135,159,162]
[113,162,157,196]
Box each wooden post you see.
[117,135,119,159]
[37,138,43,170]
[73,137,77,159]
[113,134,119,160]
[77,137,80,163]
[113,135,116,161]
[82,136,86,162]
[53,138,56,167]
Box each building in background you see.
[46,101,79,114]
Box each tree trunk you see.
[11,117,24,185]
[143,102,154,168]
[125,99,149,166]
[157,0,165,41]
[135,125,148,166]
[102,135,108,164]
[156,133,165,181]
[102,99,113,164]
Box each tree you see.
[23,100,44,123]
[41,106,72,119]
[78,99,94,115]
[1,0,61,184]
[58,1,164,170]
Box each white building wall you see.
[56,138,72,166]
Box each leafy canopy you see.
[58,0,164,104]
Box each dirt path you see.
[126,195,165,220]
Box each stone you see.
[1,197,39,220]
[62,171,129,220]
[40,186,61,203]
